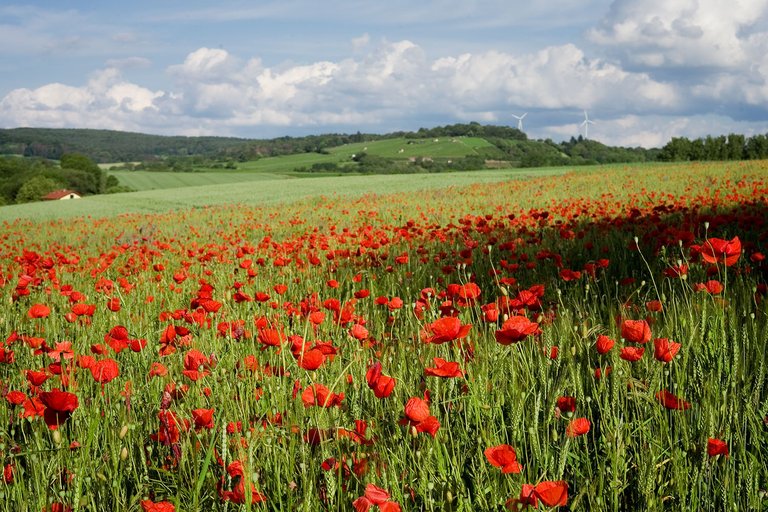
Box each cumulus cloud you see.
[431,44,677,114]
[0,68,164,131]
[590,0,768,70]
[544,113,768,148]
[1,37,764,143]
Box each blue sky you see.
[1,0,767,147]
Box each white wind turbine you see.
[580,110,595,139]
[512,113,527,131]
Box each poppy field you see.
[1,161,767,511]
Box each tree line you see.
[657,133,768,161]
[0,154,127,206]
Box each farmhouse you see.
[43,189,81,200]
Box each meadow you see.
[0,160,766,511]
[103,137,496,192]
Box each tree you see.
[745,134,768,159]
[726,133,745,160]
[60,153,100,173]
[59,153,105,193]
[15,176,63,203]
[658,137,692,161]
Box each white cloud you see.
[2,39,764,144]
[590,0,768,69]
[351,33,370,52]
[0,68,164,131]
[168,47,241,83]
[544,113,768,148]
[430,44,678,112]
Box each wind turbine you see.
[512,113,527,131]
[580,110,594,139]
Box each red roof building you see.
[42,189,82,200]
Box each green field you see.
[0,160,766,511]
[324,136,494,159]
[106,137,496,191]
[107,171,291,191]
[1,167,569,222]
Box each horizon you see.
[2,1,768,148]
[0,123,668,149]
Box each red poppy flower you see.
[218,460,267,504]
[89,358,120,384]
[481,302,499,322]
[595,334,615,354]
[365,484,390,505]
[653,338,681,363]
[181,350,212,381]
[258,328,285,348]
[47,342,74,362]
[350,324,369,341]
[5,390,26,406]
[645,300,663,312]
[414,415,441,437]
[421,316,471,344]
[28,304,51,319]
[353,484,402,511]
[402,397,440,437]
[655,389,691,410]
[700,236,741,267]
[495,316,539,345]
[453,282,482,305]
[301,384,344,408]
[149,362,168,378]
[105,325,131,353]
[620,319,651,344]
[150,410,189,445]
[556,396,576,413]
[191,408,214,430]
[296,348,325,371]
[106,297,121,312]
[484,444,523,473]
[403,397,430,423]
[534,480,568,507]
[565,417,591,437]
[39,389,79,430]
[695,280,723,294]
[366,362,396,398]
[140,500,176,512]
[26,369,49,387]
[559,268,581,281]
[707,438,729,457]
[506,483,538,509]
[424,357,465,378]
[619,346,645,362]
[663,264,689,278]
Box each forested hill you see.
[0,124,659,165]
[0,128,251,162]
[7,123,768,166]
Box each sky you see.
[1,0,768,148]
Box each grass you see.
[106,170,290,191]
[3,167,569,222]
[104,137,496,192]
[0,160,766,511]
[324,137,494,159]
